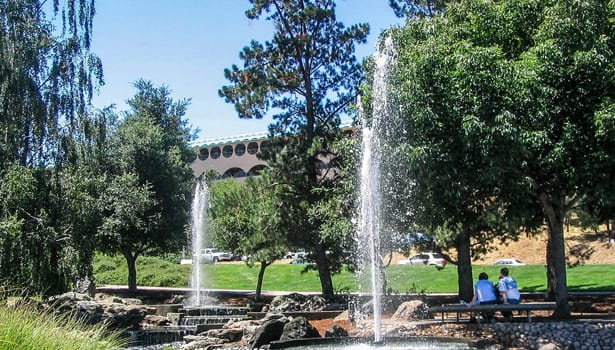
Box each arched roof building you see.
[191,131,270,180]
[191,121,355,180]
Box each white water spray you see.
[357,36,396,342]
[191,182,209,306]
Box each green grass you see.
[0,304,126,350]
[94,254,615,293]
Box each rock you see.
[73,277,96,296]
[103,304,151,329]
[181,335,228,350]
[143,314,171,327]
[324,325,348,338]
[250,317,288,349]
[269,294,304,312]
[392,300,432,320]
[206,328,244,342]
[279,316,321,341]
[268,293,327,313]
[47,292,103,324]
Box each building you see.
[191,131,270,179]
[191,121,355,180]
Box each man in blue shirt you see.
[468,272,498,321]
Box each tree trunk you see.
[124,251,138,292]
[456,225,474,302]
[255,261,270,302]
[315,243,334,299]
[540,194,570,318]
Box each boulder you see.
[143,314,171,327]
[181,335,228,350]
[279,316,321,341]
[47,292,103,325]
[324,325,348,338]
[103,303,153,329]
[250,316,288,349]
[206,328,244,342]
[268,293,328,313]
[391,300,432,320]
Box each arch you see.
[222,167,247,179]
[247,164,268,176]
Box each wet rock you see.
[279,316,320,341]
[268,293,327,313]
[392,300,432,320]
[250,316,288,349]
[324,325,348,338]
[144,314,171,327]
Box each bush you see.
[0,304,126,349]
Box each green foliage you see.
[388,0,448,18]
[0,0,103,296]
[392,0,615,315]
[0,304,126,350]
[96,80,195,291]
[93,253,191,287]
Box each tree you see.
[394,0,615,317]
[209,174,287,301]
[0,0,103,296]
[391,7,540,300]
[219,0,368,298]
[97,81,195,292]
[388,0,448,18]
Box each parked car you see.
[199,248,233,263]
[493,258,526,266]
[398,252,448,268]
[285,251,306,259]
[289,258,314,265]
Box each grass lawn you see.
[94,254,615,293]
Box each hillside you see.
[474,226,615,265]
[391,225,615,266]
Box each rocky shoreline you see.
[40,291,615,349]
[126,319,615,350]
[388,320,615,350]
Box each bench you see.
[430,302,557,323]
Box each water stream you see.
[190,181,209,306]
[356,35,396,342]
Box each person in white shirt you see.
[498,267,521,321]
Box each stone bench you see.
[430,302,558,323]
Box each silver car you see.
[398,253,448,268]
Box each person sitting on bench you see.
[468,272,498,321]
[498,267,521,322]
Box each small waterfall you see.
[191,182,209,306]
[357,35,397,343]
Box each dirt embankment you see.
[389,225,615,266]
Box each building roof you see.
[190,119,355,148]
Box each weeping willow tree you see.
[0,0,103,296]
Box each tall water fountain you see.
[191,181,209,306]
[356,35,396,343]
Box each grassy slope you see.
[94,254,615,293]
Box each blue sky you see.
[90,1,403,141]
